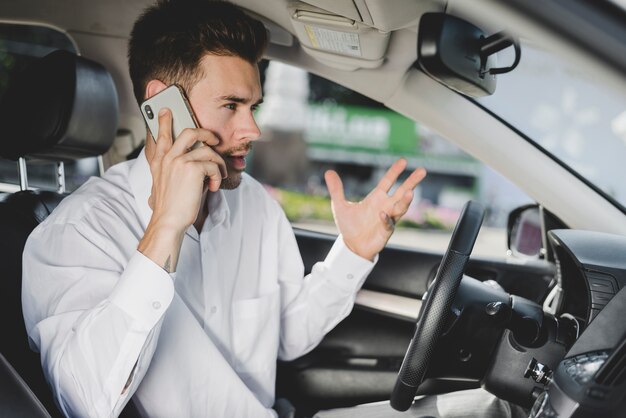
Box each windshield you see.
[476,41,626,211]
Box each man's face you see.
[187,54,263,189]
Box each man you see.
[22,0,425,417]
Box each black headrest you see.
[0,50,119,161]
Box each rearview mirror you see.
[417,13,520,97]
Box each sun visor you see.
[288,1,390,70]
[297,0,442,32]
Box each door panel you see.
[355,289,421,321]
[295,228,441,298]
[278,228,555,413]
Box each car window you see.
[476,41,626,212]
[0,22,100,193]
[252,60,534,257]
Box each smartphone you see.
[140,84,202,148]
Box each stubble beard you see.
[220,169,243,189]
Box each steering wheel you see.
[390,200,485,411]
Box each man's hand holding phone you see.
[138,106,227,273]
[139,84,228,232]
[148,108,227,229]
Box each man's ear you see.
[144,79,168,100]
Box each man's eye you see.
[251,104,260,112]
[225,103,236,110]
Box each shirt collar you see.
[128,148,231,237]
[205,189,230,231]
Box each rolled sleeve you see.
[109,251,175,330]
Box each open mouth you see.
[227,155,246,171]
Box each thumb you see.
[324,170,345,204]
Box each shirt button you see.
[152,301,162,310]
[347,274,354,280]
[210,306,217,314]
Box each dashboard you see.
[549,229,626,325]
[528,230,626,417]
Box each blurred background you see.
[249,60,534,256]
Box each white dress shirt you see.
[22,150,376,418]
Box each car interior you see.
[0,1,625,418]
[0,49,119,417]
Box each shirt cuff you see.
[323,235,378,293]
[109,251,175,330]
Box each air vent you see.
[595,336,626,385]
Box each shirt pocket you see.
[231,285,280,374]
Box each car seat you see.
[0,49,118,417]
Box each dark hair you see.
[128,0,268,104]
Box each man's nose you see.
[238,111,261,142]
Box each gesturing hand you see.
[324,159,426,261]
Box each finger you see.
[182,144,228,179]
[197,160,224,192]
[390,190,414,220]
[324,170,345,204]
[376,159,408,193]
[154,108,174,159]
[379,211,395,231]
[391,167,426,201]
[170,127,220,157]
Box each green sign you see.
[305,104,418,156]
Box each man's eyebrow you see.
[219,95,264,106]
